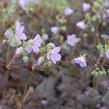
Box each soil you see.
[0,57,109,109]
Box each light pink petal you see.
[76,21,87,30]
[50,55,56,64]
[33,46,40,53]
[80,62,87,67]
[51,26,59,34]
[19,0,28,11]
[54,53,61,61]
[18,33,27,40]
[34,34,41,40]
[15,21,22,34]
[51,47,61,53]
[67,34,80,46]
[82,3,91,12]
[34,34,43,47]
[16,26,24,35]
[74,57,87,67]
[64,7,74,16]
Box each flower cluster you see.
[6,0,105,69]
[4,20,62,66]
[25,34,43,53]
[5,0,109,80]
[15,34,43,56]
[5,21,27,47]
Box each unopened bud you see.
[37,56,44,65]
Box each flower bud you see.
[37,56,44,65]
[23,55,29,63]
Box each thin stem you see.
[5,2,9,23]
[96,33,100,44]
[101,38,107,67]
[22,87,33,104]
[87,55,95,65]
[102,56,105,68]
[94,55,101,68]
[6,54,16,69]
[6,44,9,63]
[95,77,99,89]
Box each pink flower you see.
[25,34,43,53]
[82,3,91,12]
[41,99,48,105]
[19,0,40,10]
[74,56,87,67]
[64,7,74,16]
[76,21,87,30]
[67,34,80,47]
[47,47,61,64]
[51,26,59,35]
[15,20,27,40]
[5,21,27,47]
